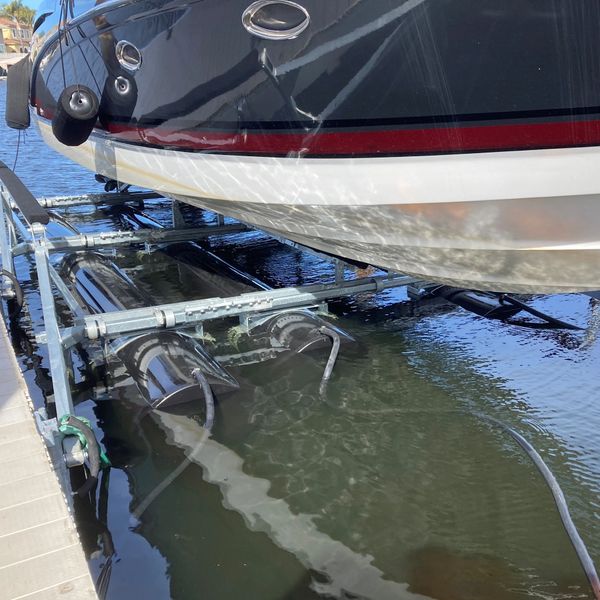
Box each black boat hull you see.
[28,0,600,293]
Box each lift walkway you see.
[0,321,96,600]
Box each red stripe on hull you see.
[103,119,600,156]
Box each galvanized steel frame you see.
[0,178,418,451]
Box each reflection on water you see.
[1,81,600,599]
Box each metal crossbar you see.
[38,190,161,208]
[51,273,417,345]
[12,223,249,256]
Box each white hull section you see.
[38,119,600,293]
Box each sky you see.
[22,0,45,9]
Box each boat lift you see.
[0,161,419,467]
[3,162,600,600]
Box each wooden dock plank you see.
[0,322,96,600]
[0,382,25,410]
[0,546,96,600]
[0,472,61,511]
[0,420,37,445]
[0,435,47,463]
[0,404,30,427]
[11,574,97,600]
[0,452,55,485]
[0,519,79,567]
[0,493,67,537]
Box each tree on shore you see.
[1,0,35,25]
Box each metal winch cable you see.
[480,415,600,599]
[318,326,340,395]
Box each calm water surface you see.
[1,81,600,600]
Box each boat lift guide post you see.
[0,161,418,468]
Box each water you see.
[2,80,600,599]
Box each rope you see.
[57,0,67,89]
[12,130,21,172]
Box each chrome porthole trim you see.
[115,40,142,71]
[114,75,131,96]
[242,0,310,40]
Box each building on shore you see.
[0,16,32,54]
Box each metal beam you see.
[12,223,249,255]
[37,191,162,208]
[48,263,85,318]
[63,274,419,341]
[31,224,74,419]
[0,191,14,277]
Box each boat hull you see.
[37,120,600,293]
[29,0,600,292]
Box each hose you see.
[131,382,212,520]
[316,395,599,598]
[63,416,101,497]
[318,326,340,395]
[1,268,23,318]
[95,469,115,600]
[192,368,215,431]
[480,415,600,599]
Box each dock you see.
[0,322,96,600]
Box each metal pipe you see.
[26,224,249,255]
[32,222,75,420]
[38,190,161,208]
[111,206,358,362]
[63,273,415,341]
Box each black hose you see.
[319,395,599,597]
[95,469,115,600]
[192,369,215,431]
[130,374,214,520]
[318,326,340,395]
[481,415,600,599]
[65,416,101,497]
[95,554,113,600]
[1,269,23,318]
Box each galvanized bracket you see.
[34,408,59,446]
